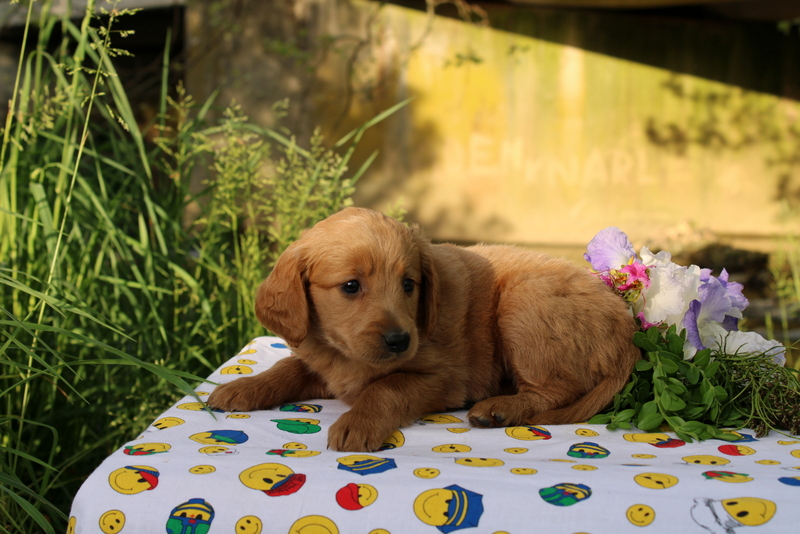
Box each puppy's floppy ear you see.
[413,227,439,338]
[255,242,309,347]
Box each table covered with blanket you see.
[69,336,800,533]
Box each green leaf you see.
[667,331,685,356]
[639,400,658,418]
[635,359,654,372]
[693,349,711,368]
[705,361,720,378]
[634,331,660,352]
[588,413,611,424]
[616,409,636,421]
[685,365,701,385]
[637,413,664,431]
[713,385,728,402]
[660,358,679,375]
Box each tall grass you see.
[0,2,404,532]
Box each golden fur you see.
[207,208,641,451]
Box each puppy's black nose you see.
[383,330,411,353]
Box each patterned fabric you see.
[69,337,800,533]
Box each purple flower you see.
[683,274,746,351]
[584,227,637,271]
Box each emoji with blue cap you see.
[337,455,397,475]
[190,430,249,445]
[414,485,484,532]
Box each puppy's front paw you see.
[327,412,393,452]
[206,377,278,412]
[468,395,523,428]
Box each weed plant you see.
[0,2,403,532]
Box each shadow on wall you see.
[645,73,800,210]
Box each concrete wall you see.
[185,0,800,257]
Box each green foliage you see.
[590,326,800,442]
[0,3,402,533]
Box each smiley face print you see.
[413,485,484,531]
[431,444,472,453]
[123,442,171,456]
[336,455,397,475]
[240,463,306,496]
[691,497,776,532]
[189,429,249,446]
[682,455,730,466]
[626,504,655,527]
[336,483,379,510]
[98,510,126,534]
[108,465,159,494]
[539,483,592,506]
[151,417,184,430]
[505,426,551,441]
[633,473,679,490]
[454,457,505,467]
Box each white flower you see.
[714,330,787,366]
[639,246,703,331]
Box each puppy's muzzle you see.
[383,329,411,354]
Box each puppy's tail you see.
[525,375,628,425]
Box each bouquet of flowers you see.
[584,227,799,440]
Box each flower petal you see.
[584,227,636,271]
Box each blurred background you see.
[2,1,800,531]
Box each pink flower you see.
[617,263,651,292]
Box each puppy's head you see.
[255,208,438,366]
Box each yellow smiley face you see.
[576,428,599,437]
[355,484,378,507]
[419,414,463,424]
[505,426,551,440]
[220,365,253,375]
[152,416,184,429]
[683,455,730,466]
[238,348,257,355]
[227,413,251,419]
[177,402,208,411]
[276,449,321,458]
[235,515,263,534]
[413,467,440,479]
[431,444,472,453]
[447,428,470,434]
[108,465,159,495]
[283,442,308,450]
[199,445,230,454]
[624,433,670,444]
[381,430,405,449]
[778,440,800,445]
[126,442,171,454]
[791,449,800,459]
[98,510,126,534]
[572,464,598,471]
[634,472,679,489]
[288,515,339,534]
[414,488,455,527]
[755,459,780,465]
[336,454,383,467]
[238,359,258,365]
[189,465,216,474]
[721,498,776,527]
[454,457,505,467]
[632,454,657,459]
[240,463,297,491]
[626,504,656,527]
[504,447,528,454]
[510,467,537,475]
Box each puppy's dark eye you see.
[402,279,415,294]
[342,280,360,294]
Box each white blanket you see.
[69,336,800,533]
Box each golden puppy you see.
[207,207,640,451]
